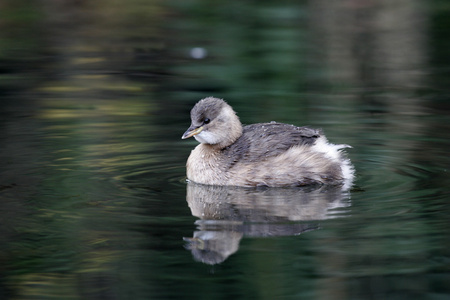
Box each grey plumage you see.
[221,123,321,170]
[182,97,354,188]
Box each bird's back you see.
[220,122,321,168]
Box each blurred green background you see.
[0,0,449,299]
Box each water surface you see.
[0,1,449,299]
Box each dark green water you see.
[1,1,449,299]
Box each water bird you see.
[182,97,354,188]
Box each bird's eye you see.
[204,118,210,124]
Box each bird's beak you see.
[183,237,205,250]
[181,126,204,139]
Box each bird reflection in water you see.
[184,182,351,265]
